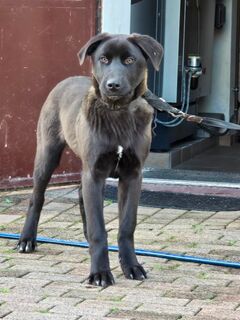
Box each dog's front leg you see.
[81,171,114,287]
[118,174,147,280]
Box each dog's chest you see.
[89,109,136,145]
[82,96,153,176]
[94,144,140,178]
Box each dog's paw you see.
[16,239,37,253]
[88,270,115,288]
[121,264,147,280]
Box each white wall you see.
[161,0,181,102]
[199,0,238,121]
[101,0,131,34]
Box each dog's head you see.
[78,33,163,105]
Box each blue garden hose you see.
[0,232,240,269]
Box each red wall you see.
[0,0,97,188]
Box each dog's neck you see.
[83,82,153,148]
[83,87,138,146]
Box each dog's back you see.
[37,76,91,156]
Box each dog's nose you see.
[106,80,121,91]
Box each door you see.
[0,0,97,188]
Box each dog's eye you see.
[124,57,135,65]
[99,56,109,64]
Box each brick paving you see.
[0,184,240,320]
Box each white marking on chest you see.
[115,145,124,172]
[117,145,123,159]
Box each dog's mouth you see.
[101,91,134,104]
[107,95,125,101]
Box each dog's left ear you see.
[128,33,164,71]
[78,33,111,65]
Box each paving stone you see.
[106,309,179,320]
[8,189,32,196]
[103,203,159,216]
[181,210,214,219]
[0,269,28,278]
[39,221,76,229]
[23,271,87,283]
[227,219,240,229]
[49,213,81,223]
[137,303,200,317]
[123,294,189,306]
[94,318,135,320]
[180,316,220,320]
[213,211,240,219]
[0,250,44,260]
[137,206,160,216]
[39,252,86,263]
[9,258,74,274]
[0,304,12,318]
[45,186,78,198]
[46,281,101,296]
[193,284,240,296]
[228,280,240,288]
[81,317,130,320]
[40,296,83,307]
[4,311,79,320]
[49,301,110,317]
[0,277,50,287]
[77,299,139,316]
[0,291,43,304]
[103,203,119,214]
[42,202,75,212]
[0,215,21,224]
[173,276,230,287]
[187,299,239,310]
[2,301,54,313]
[198,306,240,319]
[39,212,63,224]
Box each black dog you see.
[17,33,163,287]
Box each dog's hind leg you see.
[78,182,88,241]
[17,139,65,253]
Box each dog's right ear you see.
[78,33,110,65]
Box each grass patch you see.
[197,271,209,280]
[3,249,15,254]
[0,288,10,294]
[109,296,123,302]
[187,242,198,248]
[4,198,13,204]
[38,309,50,314]
[227,240,237,246]
[192,224,204,234]
[168,263,181,271]
[153,263,180,271]
[104,199,113,206]
[109,307,120,314]
[166,236,178,242]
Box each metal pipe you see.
[0,232,239,269]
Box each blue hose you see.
[0,232,239,269]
